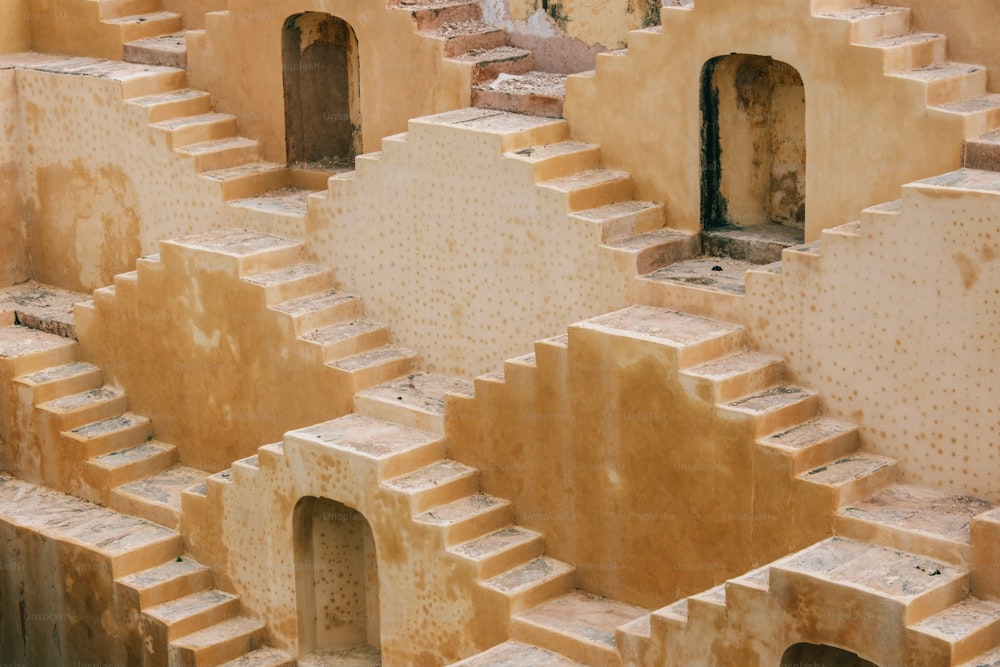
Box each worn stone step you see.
[384,459,480,513]
[861,198,903,227]
[719,385,820,437]
[123,32,186,68]
[511,590,648,666]
[798,452,898,507]
[112,465,206,529]
[116,555,212,609]
[241,263,333,305]
[31,57,186,98]
[175,136,262,173]
[0,325,79,375]
[893,62,988,106]
[66,412,154,459]
[702,223,804,265]
[163,228,303,277]
[286,413,443,481]
[573,306,746,368]
[449,526,545,580]
[482,556,576,614]
[0,475,181,576]
[450,45,535,83]
[14,361,102,404]
[965,129,1000,171]
[817,5,912,43]
[105,11,182,42]
[143,589,241,643]
[862,31,946,72]
[685,583,729,628]
[298,647,382,666]
[397,0,481,30]
[772,538,969,632]
[327,345,420,392]
[450,640,585,666]
[680,351,784,404]
[570,200,666,244]
[414,493,513,545]
[474,71,567,118]
[229,186,323,219]
[537,169,633,212]
[649,598,689,637]
[217,647,295,667]
[909,597,1000,665]
[0,280,87,339]
[38,386,128,430]
[153,112,238,148]
[422,19,508,56]
[271,289,365,334]
[637,257,752,320]
[301,319,390,362]
[758,417,860,474]
[938,95,1000,139]
[200,162,290,200]
[837,484,992,566]
[603,228,700,275]
[86,440,178,491]
[355,372,474,434]
[170,615,268,666]
[505,140,601,182]
[127,88,211,123]
[407,108,569,157]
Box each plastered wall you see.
[0,68,29,287]
[0,0,29,54]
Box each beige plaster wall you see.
[0,69,29,287]
[24,0,123,59]
[0,0,29,54]
[161,0,226,30]
[565,0,969,241]
[186,1,475,164]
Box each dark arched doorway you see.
[294,496,380,660]
[781,642,878,666]
[282,13,361,168]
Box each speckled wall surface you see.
[0,69,29,287]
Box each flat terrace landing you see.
[0,280,90,338]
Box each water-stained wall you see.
[0,68,29,287]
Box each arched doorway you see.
[282,13,361,168]
[701,54,806,240]
[294,496,380,659]
[780,642,878,666]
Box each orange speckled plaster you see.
[565,0,969,241]
[0,69,29,287]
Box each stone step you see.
[685,583,729,627]
[414,493,513,545]
[123,32,187,69]
[115,555,212,609]
[0,280,87,339]
[817,5,912,43]
[680,351,785,404]
[798,453,898,508]
[573,306,746,368]
[97,0,161,20]
[170,615,268,666]
[153,112,238,148]
[104,11,183,43]
[285,413,443,480]
[772,537,969,629]
[111,465,206,529]
[383,459,480,513]
[449,526,545,579]
[298,647,382,666]
[939,95,1000,140]
[31,57,186,99]
[450,640,586,666]
[327,345,421,392]
[142,589,241,643]
[638,256,752,313]
[719,385,819,437]
[569,200,667,244]
[230,454,260,485]
[603,228,700,275]
[0,475,181,577]
[511,590,649,666]
[354,372,474,434]
[200,162,290,201]
[397,0,481,30]
[909,597,1000,665]
[837,484,992,566]
[482,556,576,615]
[65,411,154,459]
[861,198,903,227]
[862,31,946,72]
[537,169,633,212]
[271,289,366,334]
[649,598,689,636]
[301,319,390,362]
[702,223,804,265]
[422,19,508,57]
[127,88,212,123]
[758,417,860,474]
[893,62,988,106]
[450,45,535,84]
[965,129,1000,171]
[86,440,178,492]
[38,386,128,431]
[14,361,102,404]
[163,228,303,277]
[504,140,601,182]
[904,168,1000,208]
[241,263,334,305]
[175,136,262,173]
[229,186,321,218]
[217,647,295,667]
[474,71,567,118]
[0,325,79,375]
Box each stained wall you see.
[0,68,29,287]
[0,0,28,54]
